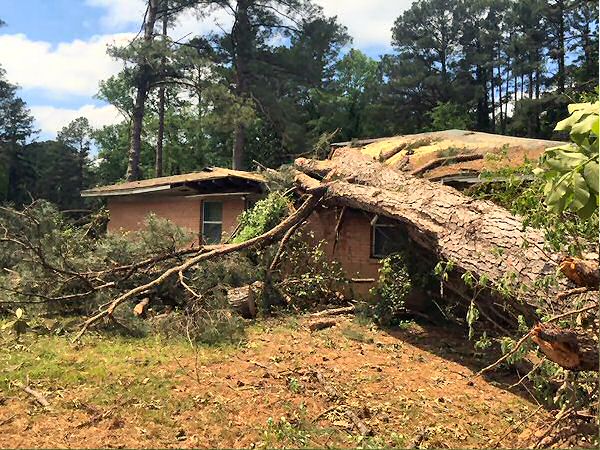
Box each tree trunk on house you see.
[125,0,159,182]
[294,149,573,317]
[155,9,168,178]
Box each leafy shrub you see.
[369,253,412,326]
[232,192,291,243]
[534,100,599,220]
[276,232,347,308]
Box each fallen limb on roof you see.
[295,149,570,315]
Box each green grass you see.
[0,331,237,413]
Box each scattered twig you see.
[0,415,16,427]
[15,382,50,408]
[533,406,576,449]
[490,405,544,448]
[310,306,355,318]
[346,408,372,436]
[473,330,533,379]
[510,358,547,389]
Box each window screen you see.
[372,224,404,258]
[202,201,223,244]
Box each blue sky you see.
[0,0,413,140]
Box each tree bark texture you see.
[155,8,168,178]
[294,149,570,314]
[230,0,253,170]
[126,0,159,181]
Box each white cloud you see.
[87,0,146,31]
[318,0,414,50]
[0,33,134,97]
[87,0,414,50]
[30,104,122,137]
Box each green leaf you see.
[570,172,590,212]
[583,161,599,194]
[577,196,597,220]
[546,180,569,213]
[571,114,597,137]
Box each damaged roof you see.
[332,129,564,183]
[81,167,266,197]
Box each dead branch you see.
[556,287,595,300]
[491,405,545,448]
[473,330,534,379]
[308,319,338,331]
[559,257,599,288]
[310,306,355,318]
[15,382,50,408]
[73,192,323,341]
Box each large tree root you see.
[73,192,323,341]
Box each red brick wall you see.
[107,195,247,242]
[303,206,381,297]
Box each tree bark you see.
[227,281,263,319]
[230,0,253,170]
[294,150,570,314]
[126,0,159,181]
[155,8,168,178]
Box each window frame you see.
[371,222,400,259]
[202,200,223,244]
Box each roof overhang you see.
[81,184,172,198]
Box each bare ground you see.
[0,316,556,448]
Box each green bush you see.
[232,192,291,243]
[369,253,412,327]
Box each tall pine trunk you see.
[125,0,159,182]
[490,67,496,132]
[556,0,566,94]
[155,9,168,178]
[231,0,253,171]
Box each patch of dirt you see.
[0,317,555,448]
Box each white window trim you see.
[202,201,223,243]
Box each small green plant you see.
[1,308,28,340]
[370,253,412,327]
[262,416,311,448]
[287,377,302,393]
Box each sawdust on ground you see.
[0,317,555,449]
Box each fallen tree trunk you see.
[295,150,570,314]
[227,281,264,319]
[532,323,598,372]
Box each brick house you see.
[81,168,266,244]
[82,131,562,297]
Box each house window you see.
[202,201,223,244]
[371,221,404,258]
